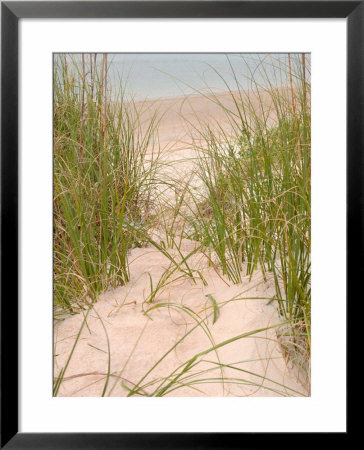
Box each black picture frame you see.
[1,1,356,448]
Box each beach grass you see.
[180,54,311,374]
[53,54,161,313]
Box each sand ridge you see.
[54,241,306,397]
[54,91,308,397]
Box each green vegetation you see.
[53,54,160,313]
[183,54,311,369]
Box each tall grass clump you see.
[53,54,160,313]
[185,54,311,375]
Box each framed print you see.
[1,1,356,448]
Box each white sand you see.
[54,92,308,397]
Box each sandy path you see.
[54,91,308,397]
[54,243,306,397]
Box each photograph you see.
[52,52,311,398]
[1,0,356,444]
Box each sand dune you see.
[54,242,306,397]
[54,90,308,397]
